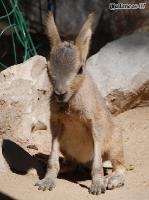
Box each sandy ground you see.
[0,106,149,200]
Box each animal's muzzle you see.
[53,90,68,102]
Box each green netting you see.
[0,0,37,69]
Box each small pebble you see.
[127,164,135,171]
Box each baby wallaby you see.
[35,12,125,195]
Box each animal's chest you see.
[59,112,94,163]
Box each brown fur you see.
[35,12,126,195]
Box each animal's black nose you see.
[53,90,67,101]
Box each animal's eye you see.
[77,65,83,75]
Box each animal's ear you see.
[46,12,61,48]
[75,13,96,62]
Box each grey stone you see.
[87,32,149,114]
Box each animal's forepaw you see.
[89,180,106,195]
[35,177,56,191]
[107,173,124,190]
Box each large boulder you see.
[87,32,149,115]
[0,56,52,172]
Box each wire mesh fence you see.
[0,0,37,70]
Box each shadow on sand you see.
[0,192,17,200]
[2,139,92,190]
[2,139,46,179]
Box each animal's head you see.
[46,12,96,103]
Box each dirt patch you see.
[0,106,149,200]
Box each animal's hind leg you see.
[105,127,126,190]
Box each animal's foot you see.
[89,180,106,195]
[105,172,125,190]
[35,177,56,191]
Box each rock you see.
[0,55,52,172]
[87,32,149,115]
[28,130,51,155]
[126,164,135,171]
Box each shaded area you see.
[59,164,91,183]
[58,165,92,190]
[0,0,36,69]
[35,153,108,185]
[2,140,91,184]
[89,12,113,56]
[2,139,111,189]
[2,139,45,179]
[0,192,16,200]
[34,153,91,183]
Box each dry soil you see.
[0,107,149,200]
